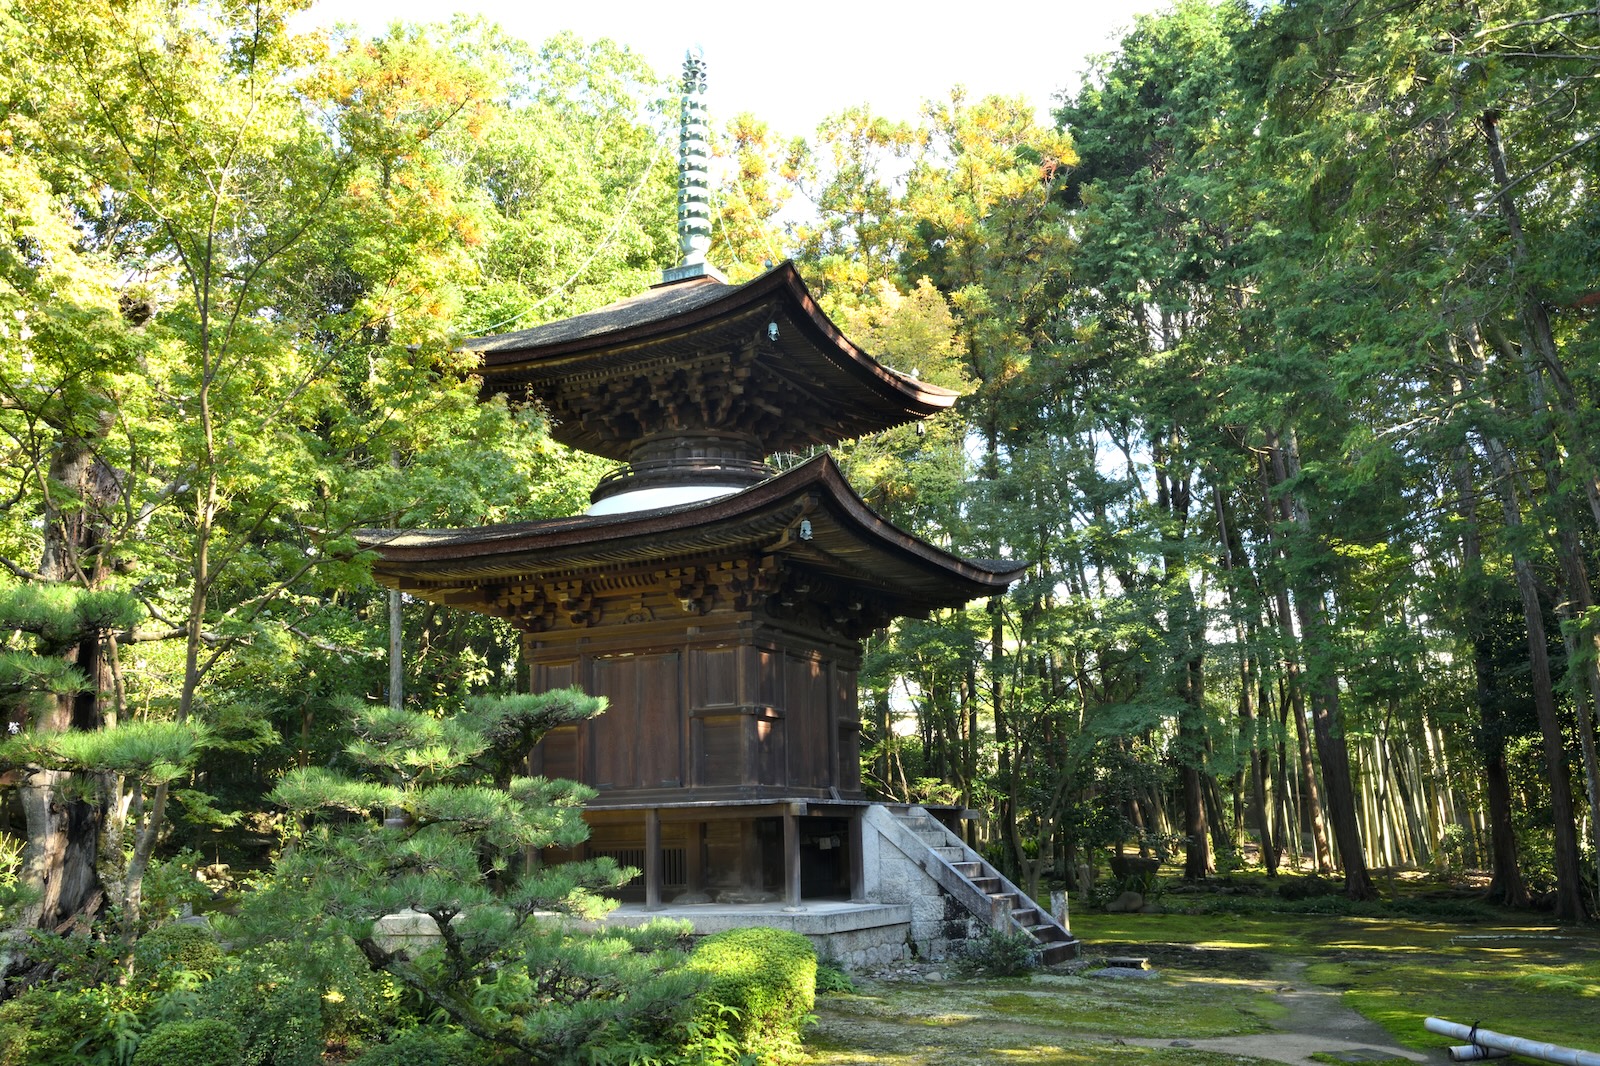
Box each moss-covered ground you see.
[1082,909,1600,1051]
[804,904,1600,1066]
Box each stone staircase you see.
[885,807,1080,965]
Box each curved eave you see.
[465,263,958,457]
[356,455,1023,613]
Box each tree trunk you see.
[1270,429,1376,900]
[1480,111,1598,916]
[1259,456,1333,873]
[1445,415,1527,902]
[389,588,405,711]
[1480,432,1589,921]
[990,597,1023,880]
[19,418,118,932]
[1216,484,1278,874]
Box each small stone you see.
[925,971,944,982]
[1088,966,1161,980]
[1105,891,1144,913]
[1170,1040,1194,1048]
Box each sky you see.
[299,0,1172,137]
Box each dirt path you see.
[1119,960,1442,1066]
[808,955,1453,1066]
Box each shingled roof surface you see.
[460,262,959,459]
[462,275,732,354]
[356,454,1025,610]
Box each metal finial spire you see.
[662,48,725,284]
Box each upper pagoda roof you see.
[466,262,959,461]
[355,454,1022,627]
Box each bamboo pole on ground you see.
[1424,1018,1600,1066]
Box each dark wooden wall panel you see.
[757,714,782,785]
[638,653,682,787]
[695,647,739,708]
[757,648,782,708]
[540,660,577,690]
[698,718,743,785]
[591,657,635,790]
[784,654,831,788]
[522,616,868,800]
[589,653,682,790]
[543,727,579,781]
[835,666,860,792]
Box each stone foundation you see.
[591,901,913,971]
[370,804,992,972]
[859,805,983,961]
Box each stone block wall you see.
[802,922,907,970]
[859,805,982,961]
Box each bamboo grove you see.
[0,0,1596,939]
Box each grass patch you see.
[804,1005,1281,1066]
[817,973,1280,1041]
[1332,957,1600,1053]
[808,909,1600,1064]
[1078,909,1600,1054]
[976,975,1283,1038]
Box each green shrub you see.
[132,1019,244,1066]
[0,834,37,928]
[195,953,324,1066]
[349,1026,480,1066]
[1187,890,1499,922]
[0,982,150,1065]
[814,960,855,995]
[1276,875,1339,901]
[138,850,213,927]
[623,917,697,955]
[684,927,817,1065]
[951,929,1039,978]
[0,991,77,1066]
[133,922,223,986]
[14,925,127,989]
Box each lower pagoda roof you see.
[355,455,1024,631]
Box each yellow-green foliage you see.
[686,927,817,1064]
[349,1027,478,1066]
[131,1019,244,1066]
[0,993,72,1066]
[133,922,224,987]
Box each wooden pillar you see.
[783,807,801,908]
[645,808,661,911]
[848,811,866,902]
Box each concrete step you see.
[1032,925,1073,944]
[971,876,1000,893]
[987,893,1019,914]
[1039,939,1081,965]
[951,861,984,877]
[933,845,967,861]
[1013,908,1042,927]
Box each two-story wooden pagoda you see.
[356,55,1025,909]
